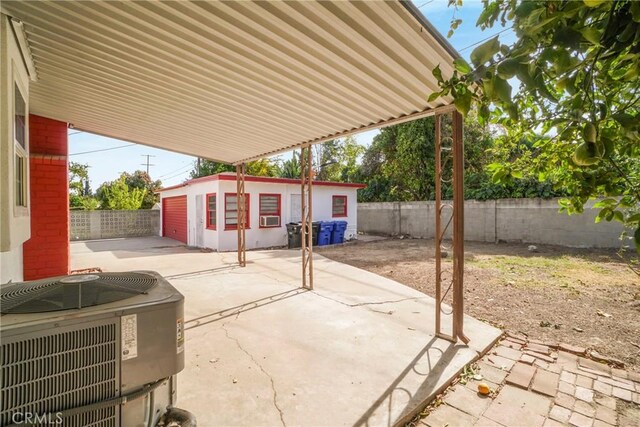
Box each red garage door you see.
[162,196,187,243]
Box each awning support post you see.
[236,163,246,267]
[434,111,469,344]
[300,147,314,290]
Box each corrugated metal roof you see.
[2,1,458,164]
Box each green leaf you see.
[496,59,521,79]
[572,142,601,166]
[493,77,512,103]
[631,2,640,23]
[612,112,636,129]
[470,36,500,67]
[454,91,472,116]
[453,58,472,74]
[581,27,601,45]
[635,227,640,254]
[427,91,441,103]
[511,170,523,179]
[482,79,495,99]
[611,210,624,223]
[432,64,443,82]
[583,0,607,7]
[593,198,618,208]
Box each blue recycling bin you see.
[316,222,334,246]
[331,221,348,244]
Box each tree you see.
[121,170,162,209]
[354,115,530,202]
[190,158,278,179]
[69,162,99,210]
[277,151,301,179]
[433,0,640,251]
[69,162,90,196]
[190,159,234,178]
[99,177,146,210]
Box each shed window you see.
[332,195,347,217]
[225,193,250,229]
[259,194,281,228]
[206,193,216,229]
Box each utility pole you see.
[141,154,156,175]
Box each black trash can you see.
[286,223,302,249]
[312,221,321,246]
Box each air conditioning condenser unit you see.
[0,271,196,427]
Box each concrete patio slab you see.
[71,237,501,426]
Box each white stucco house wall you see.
[157,172,365,251]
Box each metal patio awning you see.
[2,0,458,164]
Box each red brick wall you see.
[23,115,70,280]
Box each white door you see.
[195,194,204,247]
[290,194,301,223]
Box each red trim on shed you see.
[162,195,188,243]
[332,195,348,218]
[224,192,250,230]
[259,193,282,228]
[206,193,217,230]
[157,173,366,193]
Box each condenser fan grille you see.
[1,272,158,314]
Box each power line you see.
[156,162,193,179]
[69,144,135,156]
[416,0,435,8]
[458,26,514,52]
[161,169,192,182]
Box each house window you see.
[15,154,27,207]
[206,193,216,229]
[332,195,347,217]
[14,83,26,149]
[225,193,250,230]
[259,194,281,228]
[14,83,28,207]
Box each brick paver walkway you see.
[419,333,640,426]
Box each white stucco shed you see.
[157,172,364,251]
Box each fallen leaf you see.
[573,327,584,333]
[596,309,612,318]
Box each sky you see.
[68,0,515,190]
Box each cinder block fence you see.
[70,210,160,241]
[357,198,625,249]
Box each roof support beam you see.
[434,111,468,344]
[236,163,247,267]
[300,146,314,290]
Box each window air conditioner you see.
[259,215,280,227]
[0,271,196,427]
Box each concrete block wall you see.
[358,198,624,249]
[23,115,70,280]
[70,210,160,241]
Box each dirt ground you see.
[316,237,640,371]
